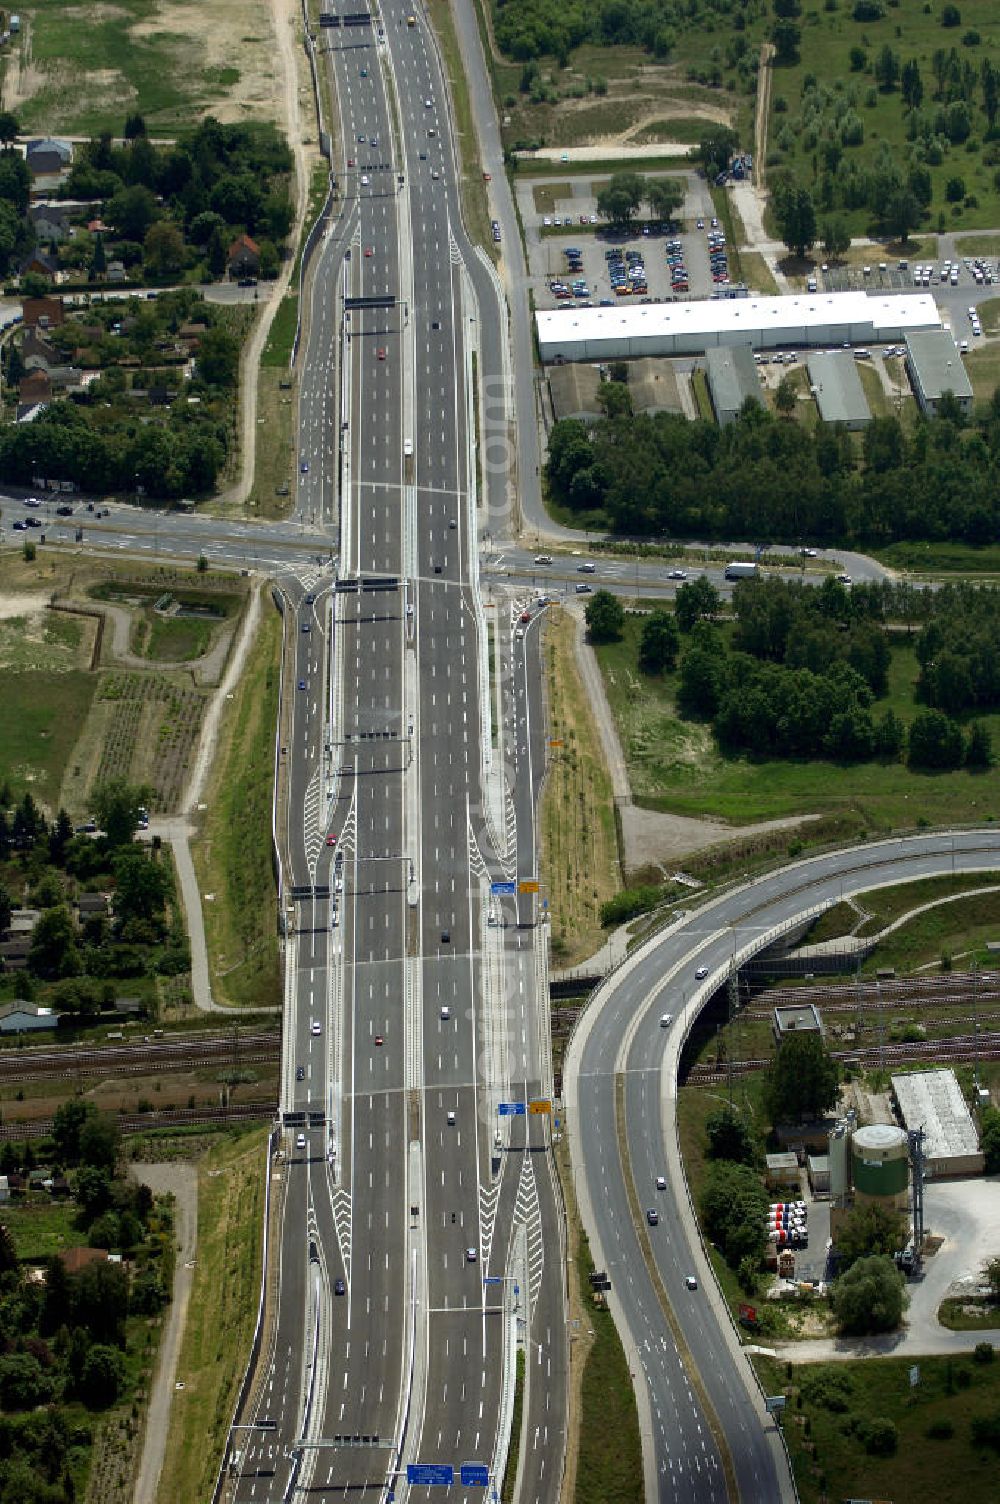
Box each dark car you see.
[56,504,73,516]
[296,1065,304,1081]
[441,930,450,944]
[334,1278,346,1295]
[646,1208,659,1226]
[298,679,306,691]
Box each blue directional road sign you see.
[498,1102,526,1116]
[490,880,516,896]
[461,1464,490,1487]
[483,1276,503,1286]
[407,1465,455,1486]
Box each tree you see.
[675,576,720,632]
[941,3,961,25]
[123,112,147,140]
[771,19,801,65]
[584,590,625,643]
[886,188,921,243]
[981,1108,1000,1173]
[700,1160,769,1267]
[195,324,239,388]
[766,1032,839,1122]
[966,721,993,769]
[835,1202,907,1270]
[80,1344,125,1408]
[112,851,170,925]
[28,905,80,979]
[646,176,684,224]
[822,217,851,258]
[775,374,797,415]
[0,151,31,214]
[74,1165,113,1220]
[705,1107,758,1165]
[983,59,1000,130]
[90,231,106,279]
[92,779,150,847]
[53,1099,97,1165]
[901,58,924,110]
[72,1258,129,1345]
[0,1353,50,1410]
[596,171,646,228]
[697,127,739,181]
[0,111,20,147]
[831,1254,906,1334]
[874,45,900,91]
[773,179,816,257]
[0,882,10,935]
[773,0,802,15]
[79,1113,119,1174]
[107,183,159,242]
[0,1220,17,1273]
[907,708,965,770]
[638,610,679,673]
[143,219,185,278]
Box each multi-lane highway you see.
[225,6,565,1502]
[568,829,1000,1501]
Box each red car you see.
[377,348,386,361]
[326,834,337,847]
[519,611,531,623]
[364,246,374,257]
[374,1034,384,1047]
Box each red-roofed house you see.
[227,234,260,279]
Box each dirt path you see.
[58,599,236,687]
[753,42,774,192]
[215,0,318,510]
[131,1163,198,1504]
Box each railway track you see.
[748,969,1000,1017]
[0,1099,276,1141]
[687,1029,1000,1086]
[0,1031,281,1083]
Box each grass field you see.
[192,600,281,1008]
[10,0,283,136]
[938,1298,1000,1331]
[157,1127,268,1504]
[765,1,1000,234]
[963,341,1000,402]
[805,872,999,944]
[0,665,97,808]
[873,539,1000,577]
[2,1197,82,1261]
[247,368,297,520]
[260,295,299,370]
[859,890,1000,975]
[753,1350,1000,1504]
[539,610,620,968]
[593,615,1000,831]
[740,249,780,295]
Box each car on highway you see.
[440,1005,451,1019]
[360,66,368,76]
[24,496,40,507]
[25,517,41,527]
[447,1110,456,1125]
[466,1247,478,1263]
[838,574,853,585]
[369,136,378,147]
[575,583,592,594]
[374,1034,384,1047]
[646,1208,659,1226]
[301,621,310,632]
[334,1278,346,1296]
[656,1176,667,1190]
[431,170,440,180]
[377,348,386,360]
[306,594,315,605]
[441,930,450,944]
[300,460,309,473]
[364,246,374,257]
[12,519,26,530]
[326,833,337,846]
[296,1133,306,1149]
[424,97,432,107]
[361,174,369,186]
[577,561,596,573]
[297,679,306,690]
[695,966,709,980]
[519,611,531,623]
[311,1020,321,1035]
[56,504,73,516]
[667,569,687,580]
[419,151,427,160]
[534,554,552,564]
[685,1275,698,1289]
[296,1066,304,1081]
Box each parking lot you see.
[821,254,999,294]
[529,219,742,309]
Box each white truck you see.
[724,561,759,581]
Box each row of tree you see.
[546,400,1000,548]
[594,171,685,228]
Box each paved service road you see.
[568,829,1000,1501]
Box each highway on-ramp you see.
[568,829,1000,1501]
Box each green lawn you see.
[2,1198,83,1261]
[592,617,1000,829]
[753,1351,1000,1504]
[0,668,98,808]
[859,891,1000,974]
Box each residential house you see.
[227,233,260,278]
[21,295,64,329]
[106,260,127,284]
[178,320,207,350]
[0,1176,9,1204]
[59,1247,108,1276]
[25,138,73,178]
[0,1001,58,1034]
[29,201,75,244]
[19,369,52,404]
[86,218,110,235]
[76,892,109,921]
[20,249,59,282]
[0,936,31,971]
[21,330,60,371]
[5,909,41,936]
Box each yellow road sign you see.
[548,738,564,747]
[519,880,540,894]
[529,1099,551,1115]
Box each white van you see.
[659,1013,673,1028]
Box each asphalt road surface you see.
[569,829,1000,1502]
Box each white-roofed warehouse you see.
[891,1068,984,1177]
[536,291,941,364]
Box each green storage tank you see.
[851,1124,908,1203]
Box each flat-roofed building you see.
[536,291,942,364]
[806,351,871,429]
[891,1068,984,1177]
[547,361,603,421]
[628,357,683,414]
[904,329,973,416]
[705,344,762,426]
